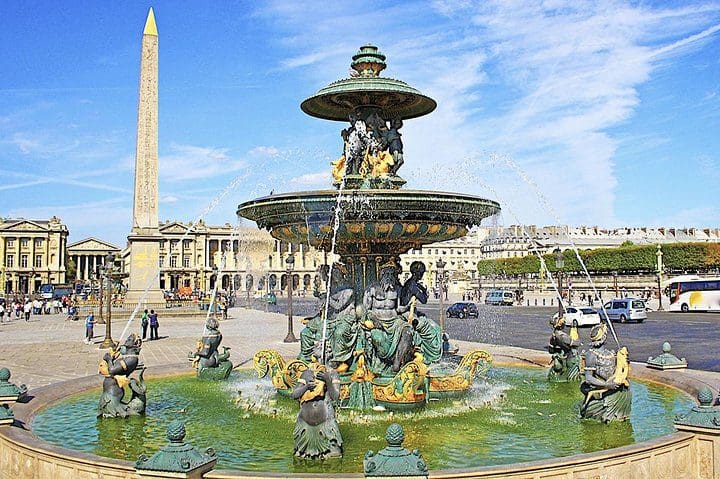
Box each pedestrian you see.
[23,300,32,322]
[0,303,5,323]
[140,309,149,340]
[149,310,159,340]
[84,312,95,344]
[66,304,76,321]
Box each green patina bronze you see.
[547,317,581,382]
[364,424,428,477]
[136,420,217,476]
[646,342,688,370]
[0,367,26,425]
[0,367,27,402]
[241,44,499,431]
[674,388,720,430]
[188,317,233,380]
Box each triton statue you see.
[580,323,631,422]
[98,333,146,418]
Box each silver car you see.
[598,299,647,323]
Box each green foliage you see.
[477,242,720,276]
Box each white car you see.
[553,307,601,327]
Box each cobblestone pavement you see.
[0,307,303,389]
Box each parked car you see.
[553,307,601,327]
[485,290,515,306]
[263,292,277,305]
[446,302,478,319]
[598,299,647,323]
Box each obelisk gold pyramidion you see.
[126,7,164,304]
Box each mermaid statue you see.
[291,357,343,459]
[547,315,580,382]
[580,323,631,422]
[98,333,146,418]
[189,317,233,380]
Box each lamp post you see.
[99,253,116,349]
[656,244,664,311]
[284,254,297,343]
[554,248,564,318]
[437,258,446,332]
[613,271,619,297]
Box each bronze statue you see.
[580,323,631,422]
[363,261,415,374]
[398,261,441,364]
[547,315,580,382]
[98,333,146,418]
[385,118,404,174]
[189,317,232,380]
[291,361,343,459]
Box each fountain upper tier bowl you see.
[237,189,500,253]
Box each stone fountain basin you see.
[0,355,708,478]
[237,189,500,250]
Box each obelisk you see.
[126,7,164,304]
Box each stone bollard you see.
[646,342,687,370]
[674,387,720,478]
[364,424,428,478]
[0,367,27,426]
[136,420,217,479]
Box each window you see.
[6,238,14,248]
[159,240,166,249]
[183,239,191,248]
[170,256,178,268]
[21,254,28,268]
[5,255,13,267]
[20,238,29,248]
[34,255,42,268]
[35,238,43,248]
[159,256,164,268]
[171,240,179,250]
[183,255,190,268]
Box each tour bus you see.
[666,275,720,312]
[38,283,76,300]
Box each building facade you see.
[121,220,327,296]
[67,238,122,283]
[0,217,69,294]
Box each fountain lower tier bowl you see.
[237,189,500,253]
[31,367,693,474]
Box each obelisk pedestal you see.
[126,8,164,305]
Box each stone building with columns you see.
[120,220,326,297]
[67,238,122,284]
[0,217,69,294]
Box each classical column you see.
[126,7,164,305]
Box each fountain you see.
[239,45,499,411]
[9,43,714,478]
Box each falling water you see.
[117,174,248,344]
[485,152,620,347]
[319,180,347,364]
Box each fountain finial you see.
[351,44,386,77]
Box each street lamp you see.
[436,258,446,332]
[613,270,619,297]
[656,244,664,311]
[99,253,116,349]
[554,248,564,318]
[284,254,297,343]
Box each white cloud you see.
[248,146,280,157]
[289,171,331,187]
[160,144,247,182]
[160,195,179,204]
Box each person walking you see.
[140,309,149,340]
[23,300,32,322]
[149,310,159,340]
[0,303,5,323]
[84,312,95,344]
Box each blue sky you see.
[1,1,719,247]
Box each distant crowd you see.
[0,293,73,322]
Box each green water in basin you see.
[32,367,692,474]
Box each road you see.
[250,296,720,372]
